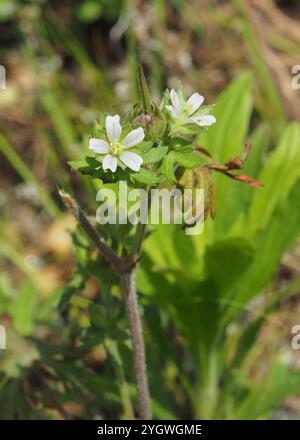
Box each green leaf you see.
[228,177,300,318]
[70,156,133,183]
[143,146,168,164]
[10,281,38,336]
[139,141,155,153]
[248,122,300,236]
[131,168,164,185]
[174,152,204,168]
[68,156,100,169]
[204,238,254,294]
[199,72,253,162]
[68,159,92,170]
[58,270,88,313]
[198,73,253,239]
[0,133,60,218]
[160,152,176,182]
[174,145,194,153]
[68,156,102,179]
[89,305,114,330]
[246,123,270,178]
[98,167,132,183]
[234,362,300,419]
[170,137,191,149]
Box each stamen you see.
[110,142,123,156]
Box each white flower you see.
[165,89,216,127]
[89,115,144,172]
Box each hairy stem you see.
[58,188,129,273]
[58,188,151,419]
[122,270,152,420]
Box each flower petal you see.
[102,154,118,172]
[187,93,204,115]
[122,127,145,149]
[106,115,122,142]
[193,114,216,126]
[170,89,181,111]
[120,152,143,172]
[165,105,180,118]
[89,138,109,154]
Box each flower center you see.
[109,142,123,156]
[184,104,192,115]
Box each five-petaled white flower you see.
[165,89,216,127]
[89,115,144,172]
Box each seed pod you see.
[177,152,216,222]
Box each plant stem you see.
[131,185,153,259]
[122,270,152,420]
[58,188,151,419]
[58,188,128,273]
[131,222,146,258]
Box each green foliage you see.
[136,75,300,419]
[1,4,300,420]
[143,146,168,164]
[2,70,300,420]
[10,280,39,336]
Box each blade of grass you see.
[0,133,60,218]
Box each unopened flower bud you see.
[130,102,166,141]
[130,65,166,141]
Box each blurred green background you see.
[1,0,300,420]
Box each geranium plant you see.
[59,66,261,420]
